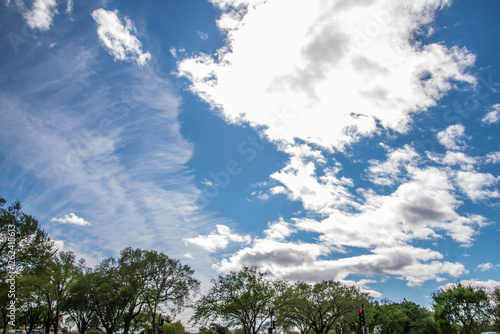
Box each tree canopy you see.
[432,282,491,334]
[191,267,285,334]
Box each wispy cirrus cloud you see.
[0,20,213,266]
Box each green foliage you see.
[191,267,284,334]
[207,323,230,334]
[162,322,187,334]
[373,299,437,334]
[278,280,371,334]
[489,286,500,332]
[198,328,218,334]
[119,247,200,334]
[432,282,490,334]
[0,196,55,277]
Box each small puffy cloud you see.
[482,103,500,125]
[91,9,151,66]
[485,151,500,164]
[270,147,355,214]
[428,151,477,171]
[184,224,251,252]
[437,124,467,150]
[170,46,186,58]
[263,219,295,240]
[24,0,58,31]
[455,171,500,201]
[51,213,91,226]
[53,239,65,251]
[197,31,209,40]
[477,262,495,271]
[368,145,420,185]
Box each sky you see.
[1,0,500,325]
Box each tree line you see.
[1,196,500,334]
[0,197,200,334]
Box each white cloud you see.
[263,219,295,241]
[270,145,355,214]
[428,151,477,171]
[24,0,58,31]
[0,36,213,269]
[51,213,91,226]
[477,262,495,271]
[455,171,500,201]
[178,0,475,150]
[53,239,65,251]
[184,224,252,253]
[485,151,500,164]
[65,0,73,15]
[197,31,209,40]
[439,279,500,292]
[482,103,500,125]
[368,145,420,185]
[437,124,467,150]
[176,0,490,289]
[91,9,151,66]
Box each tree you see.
[162,322,187,334]
[373,299,437,334]
[89,258,129,334]
[15,275,44,334]
[432,282,491,334]
[118,248,147,334]
[62,261,97,334]
[278,280,371,334]
[490,286,500,332]
[0,196,54,275]
[132,249,200,334]
[191,267,284,334]
[0,196,54,334]
[25,251,80,334]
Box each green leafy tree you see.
[162,322,187,334]
[62,261,97,334]
[278,280,370,334]
[208,323,230,334]
[0,196,54,334]
[118,248,148,334]
[490,286,500,332]
[133,249,200,334]
[89,258,129,334]
[198,328,217,334]
[26,251,80,334]
[15,275,44,334]
[373,300,405,334]
[373,299,437,334]
[0,196,54,276]
[432,282,491,334]
[191,267,284,334]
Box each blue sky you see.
[1,0,500,322]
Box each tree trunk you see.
[2,309,8,334]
